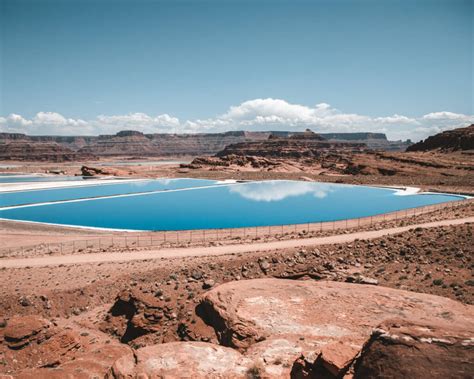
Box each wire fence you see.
[1,198,471,257]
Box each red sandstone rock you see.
[200,279,473,351]
[101,288,168,343]
[3,315,51,349]
[198,278,474,378]
[1,315,82,372]
[353,318,474,378]
[107,341,252,378]
[316,342,360,376]
[15,345,133,379]
[407,124,474,152]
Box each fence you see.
[1,198,471,257]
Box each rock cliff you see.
[407,124,474,152]
[0,130,410,161]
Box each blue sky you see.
[0,0,472,140]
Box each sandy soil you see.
[2,217,473,269]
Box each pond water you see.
[0,180,463,231]
[0,178,219,207]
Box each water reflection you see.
[229,180,336,202]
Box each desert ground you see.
[1,144,473,378]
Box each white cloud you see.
[422,111,469,121]
[0,99,472,141]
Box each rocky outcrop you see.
[182,133,366,173]
[99,279,474,379]
[1,315,82,372]
[0,130,411,160]
[199,279,473,350]
[80,165,112,176]
[198,279,473,377]
[407,124,474,152]
[101,288,174,343]
[15,345,132,379]
[353,318,474,378]
[1,315,132,377]
[0,141,93,162]
[107,342,252,378]
[3,316,52,350]
[215,139,365,159]
[321,132,411,151]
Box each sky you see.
[0,0,472,141]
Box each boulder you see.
[1,315,82,372]
[15,345,133,379]
[353,318,474,378]
[198,278,474,377]
[107,341,252,378]
[101,288,169,343]
[3,315,51,349]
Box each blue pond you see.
[0,178,219,207]
[0,180,463,231]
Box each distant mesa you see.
[0,140,94,162]
[269,129,326,141]
[407,124,474,152]
[114,130,146,138]
[0,129,412,161]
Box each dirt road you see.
[1,217,472,268]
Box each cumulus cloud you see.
[0,98,472,141]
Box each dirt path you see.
[2,217,473,268]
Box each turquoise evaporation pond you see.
[0,178,219,207]
[0,180,463,231]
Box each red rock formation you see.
[100,288,171,343]
[107,342,251,378]
[198,279,473,376]
[0,141,93,162]
[353,318,474,378]
[407,124,474,152]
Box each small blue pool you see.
[0,180,463,231]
